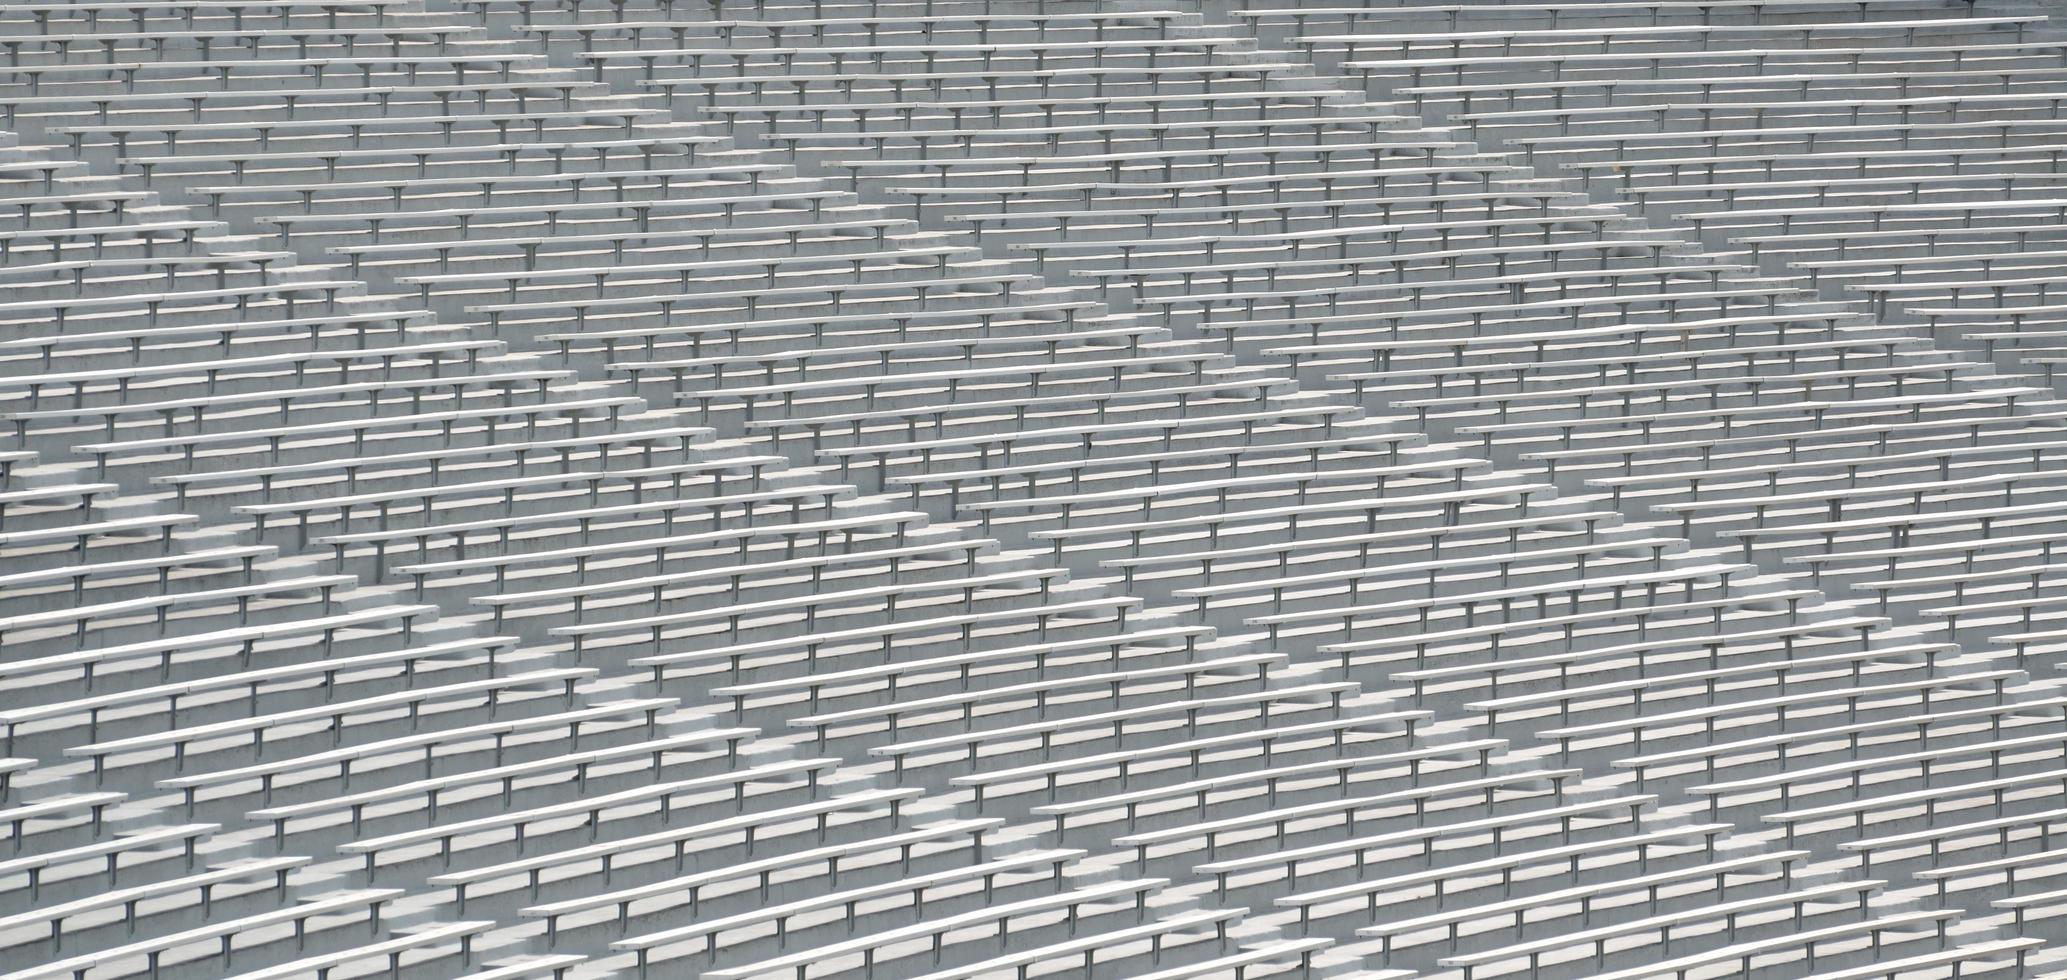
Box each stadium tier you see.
[3,0,2067,977]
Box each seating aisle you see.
[0,0,2060,977]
